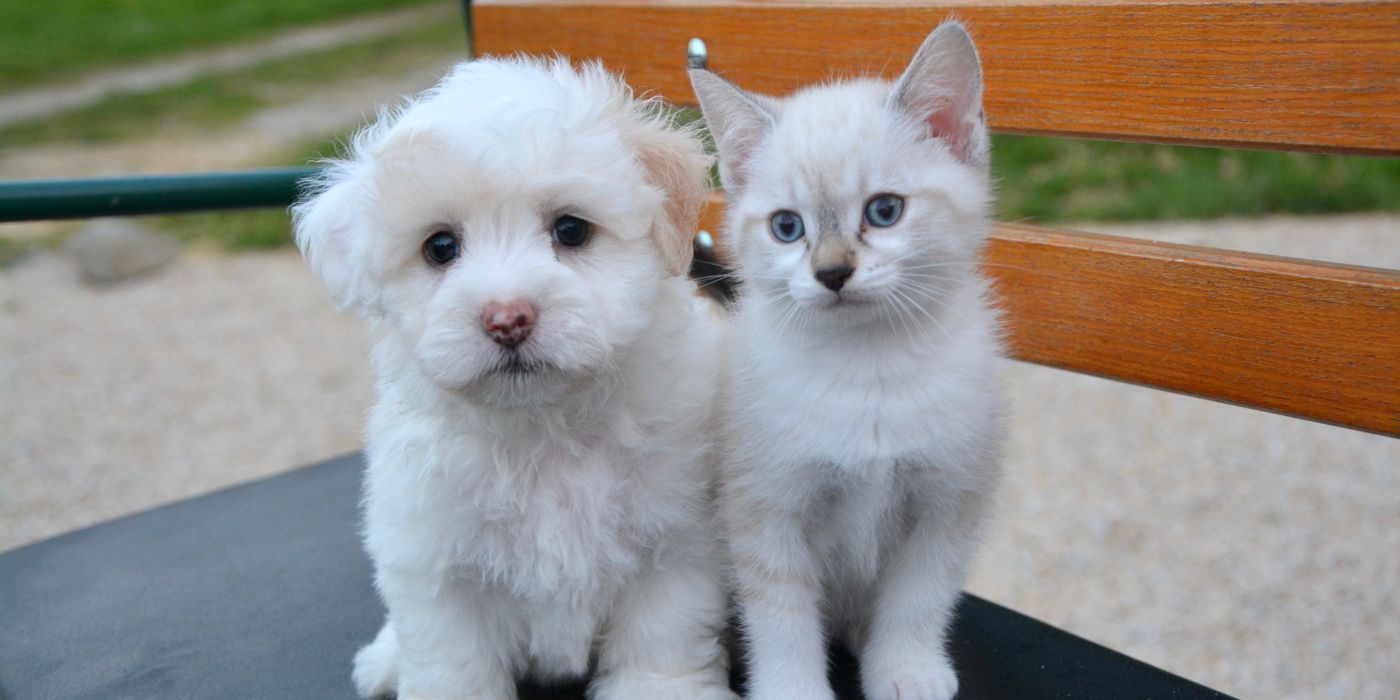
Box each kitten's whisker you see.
[890,285,953,341]
[903,260,1041,276]
[899,274,967,284]
[883,293,921,348]
[770,295,805,338]
[876,295,898,335]
[891,289,929,346]
[796,304,815,334]
[692,272,749,291]
[897,262,982,273]
[901,283,978,329]
[886,244,952,264]
[900,261,976,269]
[901,281,961,299]
[773,304,796,337]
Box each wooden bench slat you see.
[475,0,1400,155]
[988,223,1399,436]
[695,199,1400,436]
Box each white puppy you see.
[293,57,734,700]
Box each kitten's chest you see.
[753,354,956,463]
[805,458,917,585]
[732,311,999,471]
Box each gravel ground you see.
[2,217,1397,699]
[0,250,373,547]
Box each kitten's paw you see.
[862,654,959,700]
[746,684,836,700]
[590,671,738,700]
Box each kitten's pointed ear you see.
[688,69,775,191]
[891,21,988,167]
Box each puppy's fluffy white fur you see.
[294,57,734,700]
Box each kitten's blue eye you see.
[423,230,459,266]
[864,195,905,228]
[552,215,592,247]
[770,211,805,243]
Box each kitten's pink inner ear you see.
[925,99,974,162]
[894,22,986,165]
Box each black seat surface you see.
[0,454,1230,699]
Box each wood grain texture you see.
[475,0,1400,155]
[987,223,1400,436]
[694,196,1400,436]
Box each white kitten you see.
[294,56,735,700]
[690,22,1004,700]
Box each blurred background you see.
[1,2,1397,698]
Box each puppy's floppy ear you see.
[292,165,379,316]
[628,113,713,277]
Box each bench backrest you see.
[474,0,1400,437]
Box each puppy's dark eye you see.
[864,194,904,228]
[552,215,592,247]
[770,211,805,243]
[422,231,460,266]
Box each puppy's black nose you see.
[814,265,854,292]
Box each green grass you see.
[0,225,75,268]
[145,135,348,251]
[154,208,301,250]
[0,236,36,267]
[992,135,1400,223]
[0,20,464,151]
[0,0,456,92]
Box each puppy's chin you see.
[453,359,590,409]
[415,325,617,409]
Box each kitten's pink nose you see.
[481,300,536,347]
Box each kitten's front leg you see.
[726,495,835,700]
[591,527,736,700]
[378,569,518,700]
[860,487,992,700]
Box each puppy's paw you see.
[590,671,738,700]
[861,653,959,700]
[353,627,399,698]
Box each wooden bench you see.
[475,0,1400,436]
[0,1,1395,698]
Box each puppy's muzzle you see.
[482,299,536,348]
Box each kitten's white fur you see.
[295,56,735,700]
[691,22,1004,700]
